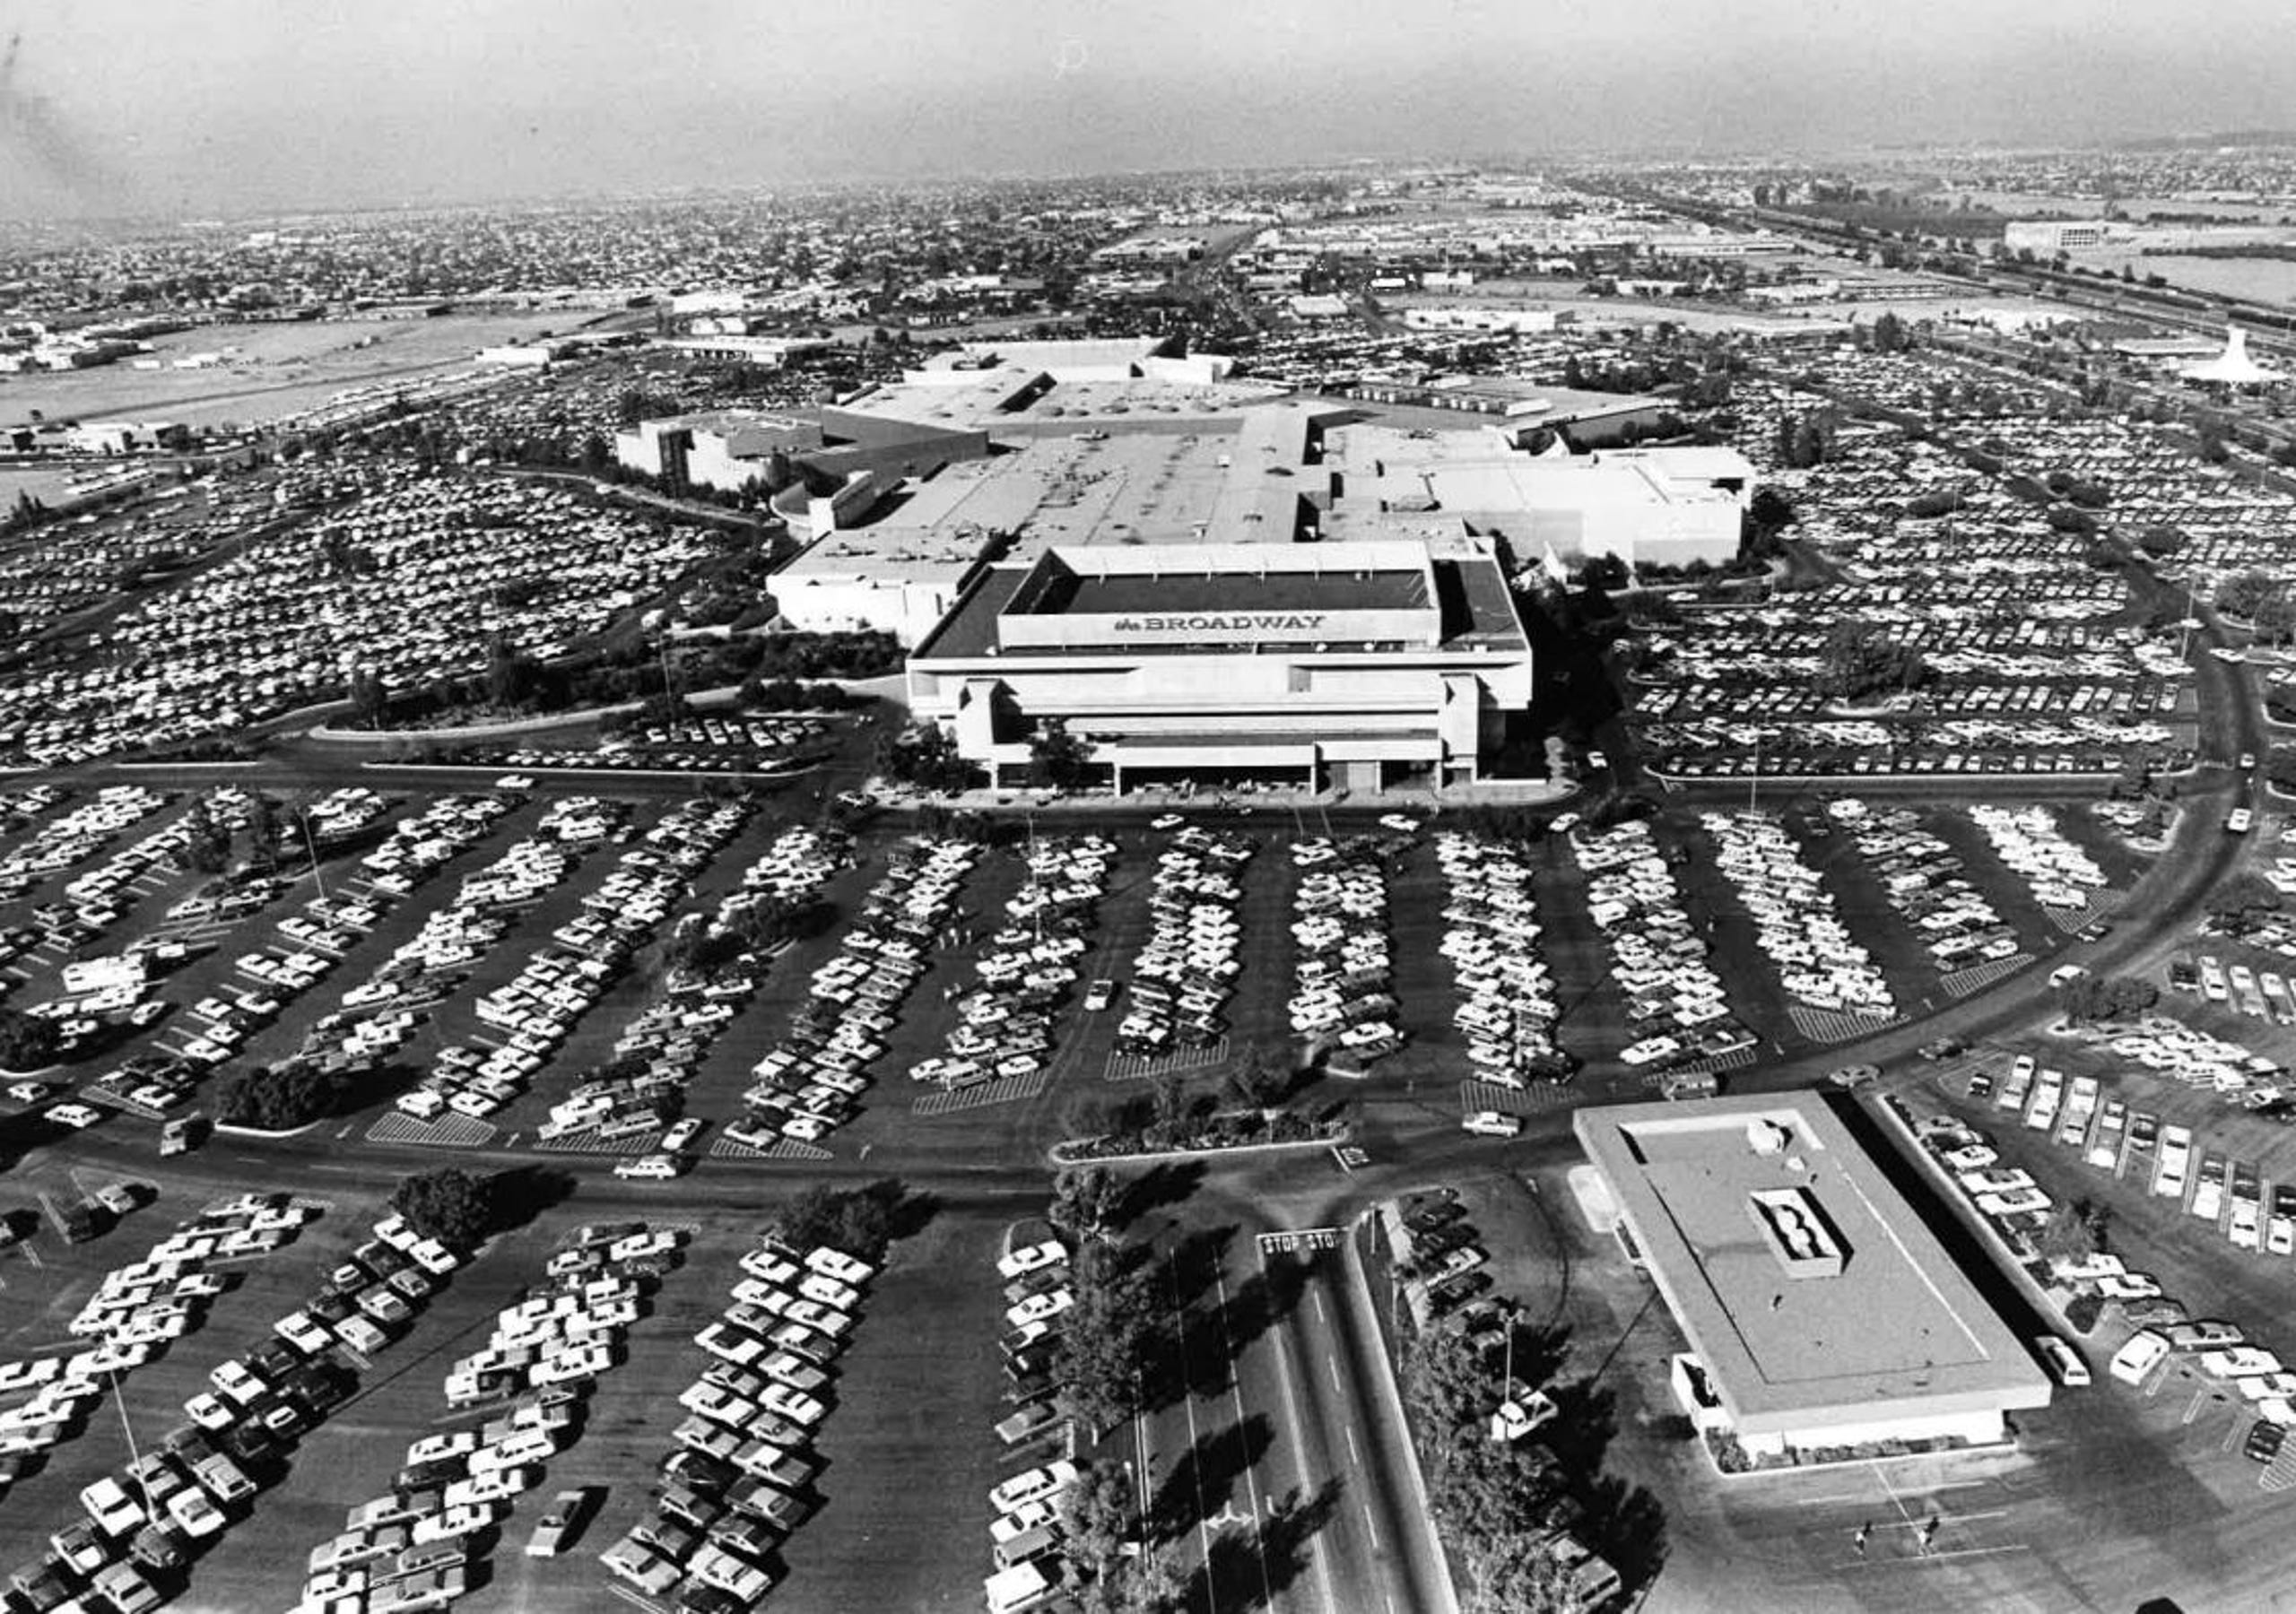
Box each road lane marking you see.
[1265,1310,1342,1614]
[1212,1261,1276,1610]
[1346,1424,1361,1464]
[1167,1250,1216,1614]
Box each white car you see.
[1005,1289,1074,1329]
[804,1247,874,1286]
[1151,815,1186,830]
[614,1154,684,1181]
[2034,1334,2090,1387]
[2109,1330,2171,1386]
[80,1476,144,1536]
[658,1118,703,1152]
[1462,1110,1522,1139]
[47,1103,104,1129]
[990,1461,1079,1515]
[996,1240,1068,1281]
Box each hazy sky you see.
[5,0,2296,218]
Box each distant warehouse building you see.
[908,537,1532,793]
[1575,1094,2052,1468]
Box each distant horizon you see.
[7,0,2296,223]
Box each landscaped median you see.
[1047,1107,1349,1168]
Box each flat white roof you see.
[1575,1093,2052,1435]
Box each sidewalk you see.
[882,776,1578,816]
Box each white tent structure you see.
[2184,326,2283,386]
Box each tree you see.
[0,1008,61,1072]
[1869,310,1910,353]
[2056,974,2158,1025]
[181,796,233,875]
[1813,618,1926,703]
[245,794,283,873]
[2039,1196,2109,1265]
[1224,1045,1289,1113]
[766,1178,911,1262]
[1471,1540,1590,1614]
[347,666,389,729]
[391,1167,496,1253]
[1051,1245,1159,1438]
[874,721,982,794]
[1058,1461,1135,1585]
[1028,718,1094,791]
[2205,872,2282,935]
[484,633,542,709]
[219,1062,349,1131]
[2136,525,2187,560]
[1048,1167,1124,1244]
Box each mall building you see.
[906,537,1533,793]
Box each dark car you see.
[221,1421,278,1464]
[2245,1421,2286,1463]
[394,1456,465,1494]
[128,1524,188,1572]
[658,1448,739,1497]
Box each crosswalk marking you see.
[1941,954,2031,999]
[1105,1037,1229,1083]
[364,1111,496,1149]
[1787,1005,1906,1045]
[914,1067,1054,1115]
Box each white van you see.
[984,1560,1056,1614]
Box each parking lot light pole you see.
[297,811,327,906]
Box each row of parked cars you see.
[918,835,1114,1093]
[1702,810,1895,1020]
[4,1199,465,1614]
[380,802,639,1123]
[431,796,748,1126]
[733,837,978,1149]
[1970,803,2109,913]
[1924,1074,2296,1430]
[1116,823,1252,1058]
[1570,821,1751,1073]
[0,1191,314,1502]
[601,1235,875,1609]
[1825,798,2018,974]
[291,1223,684,1612]
[0,788,170,904]
[0,469,713,768]
[549,825,858,1159]
[982,1230,1079,1614]
[1436,831,1565,1088]
[1287,837,1402,1063]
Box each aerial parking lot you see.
[30,69,2296,1612]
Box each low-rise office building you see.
[1574,1093,2053,1466]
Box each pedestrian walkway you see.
[1787,1005,1904,1045]
[1942,954,2031,999]
[1106,1038,1228,1083]
[708,1135,832,1163]
[914,1067,1054,1115]
[1460,1078,1575,1117]
[2047,889,2126,934]
[533,1131,651,1156]
[365,1111,496,1149]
